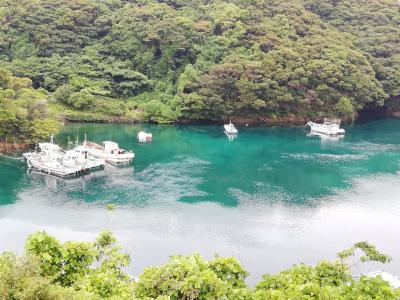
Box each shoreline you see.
[1,112,393,154]
[64,114,343,126]
[61,104,395,126]
[0,142,30,155]
[65,113,389,126]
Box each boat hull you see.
[87,150,134,166]
[27,156,90,178]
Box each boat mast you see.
[67,136,72,149]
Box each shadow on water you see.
[0,158,29,205]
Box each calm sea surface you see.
[1,119,400,283]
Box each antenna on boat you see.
[50,134,54,144]
[68,136,74,149]
[84,133,87,146]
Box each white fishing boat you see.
[33,135,63,157]
[23,135,102,178]
[85,140,134,165]
[25,152,89,178]
[137,131,153,143]
[23,135,60,164]
[64,147,105,170]
[24,140,88,178]
[224,119,238,135]
[307,120,345,136]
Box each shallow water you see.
[1,119,400,283]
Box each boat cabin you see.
[39,142,61,153]
[103,141,126,154]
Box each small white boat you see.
[307,120,345,136]
[65,146,105,170]
[224,119,238,135]
[137,131,153,143]
[85,140,134,165]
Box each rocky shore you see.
[0,142,30,154]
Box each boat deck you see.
[26,155,91,178]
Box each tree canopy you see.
[1,231,399,299]
[303,0,400,111]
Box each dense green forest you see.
[0,0,399,139]
[0,68,59,141]
[1,231,399,299]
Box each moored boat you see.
[224,119,238,135]
[65,147,105,170]
[25,152,90,178]
[23,135,104,178]
[307,120,345,136]
[85,140,134,165]
[137,131,153,143]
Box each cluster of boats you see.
[224,119,345,139]
[23,135,134,178]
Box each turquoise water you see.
[2,119,400,206]
[1,119,400,282]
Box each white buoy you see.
[137,131,153,143]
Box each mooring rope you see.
[0,153,25,160]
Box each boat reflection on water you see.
[226,133,237,142]
[103,163,134,177]
[28,168,108,190]
[307,131,344,143]
[28,163,134,191]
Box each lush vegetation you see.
[1,231,399,299]
[0,68,59,142]
[0,0,398,135]
[303,0,400,111]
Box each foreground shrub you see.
[0,232,399,299]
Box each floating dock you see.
[25,152,91,178]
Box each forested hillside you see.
[0,0,399,131]
[303,0,400,111]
